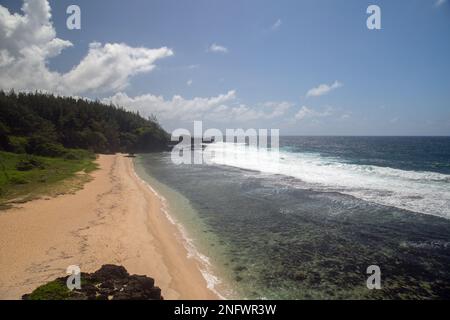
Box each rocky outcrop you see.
[22,264,163,300]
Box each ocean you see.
[134,136,450,299]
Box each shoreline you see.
[0,154,218,300]
[132,157,230,300]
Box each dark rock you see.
[130,292,149,300]
[96,293,109,300]
[112,292,132,300]
[82,283,97,295]
[92,264,129,282]
[22,264,163,300]
[99,279,114,290]
[129,275,155,290]
[147,287,162,300]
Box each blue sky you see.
[0,0,449,135]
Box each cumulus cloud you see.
[103,91,291,125]
[206,101,293,123]
[294,106,333,121]
[104,90,238,122]
[306,81,343,98]
[0,0,173,95]
[208,43,228,54]
[0,0,72,92]
[187,79,193,86]
[271,19,282,30]
[62,42,173,94]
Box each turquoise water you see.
[135,137,450,299]
[133,158,236,298]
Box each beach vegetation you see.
[0,150,97,207]
[0,90,170,207]
[25,279,71,300]
[0,90,170,155]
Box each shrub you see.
[16,160,34,171]
[9,136,28,154]
[63,149,93,160]
[9,176,29,185]
[25,280,71,300]
[26,136,66,157]
[63,152,79,160]
[0,122,12,151]
[15,157,44,171]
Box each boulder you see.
[22,264,163,300]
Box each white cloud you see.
[262,101,292,118]
[187,79,193,86]
[103,91,291,125]
[104,90,238,122]
[208,43,228,54]
[271,19,282,30]
[306,80,343,98]
[62,43,173,94]
[0,0,173,95]
[0,0,72,92]
[435,0,447,7]
[208,101,292,123]
[295,106,333,121]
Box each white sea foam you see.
[205,142,450,218]
[131,162,227,299]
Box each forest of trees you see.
[0,91,170,157]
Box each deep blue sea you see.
[135,137,450,299]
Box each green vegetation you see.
[25,279,71,300]
[0,90,170,154]
[0,151,97,207]
[23,265,163,300]
[0,90,170,207]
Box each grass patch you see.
[0,150,98,208]
[25,279,71,300]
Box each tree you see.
[0,91,170,155]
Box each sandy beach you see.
[0,154,218,300]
